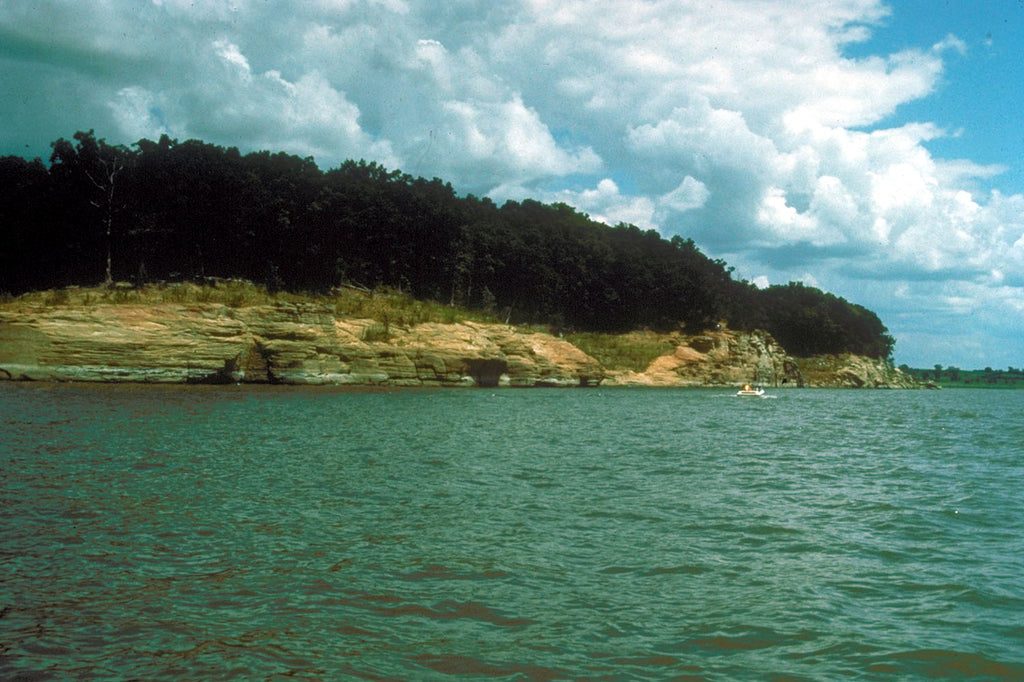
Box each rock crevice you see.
[0,303,915,388]
[0,302,602,387]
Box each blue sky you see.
[851,1,1024,191]
[1,0,1022,369]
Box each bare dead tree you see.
[81,151,126,286]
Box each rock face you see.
[0,301,916,388]
[602,330,805,387]
[0,302,603,387]
[793,353,917,389]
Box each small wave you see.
[643,564,711,576]
[599,565,634,574]
[584,509,666,523]
[609,654,680,667]
[395,564,509,581]
[339,591,535,627]
[429,600,536,627]
[673,625,804,654]
[5,385,1023,681]
[414,654,569,678]
[867,649,1024,679]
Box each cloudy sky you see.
[2,0,1023,368]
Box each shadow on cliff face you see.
[463,359,508,388]
[186,357,241,384]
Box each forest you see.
[0,130,894,359]
[899,365,1024,388]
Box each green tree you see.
[0,155,51,292]
[2,130,900,360]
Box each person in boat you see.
[743,384,752,391]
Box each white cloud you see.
[413,39,452,90]
[3,0,1024,366]
[109,87,169,142]
[798,273,822,289]
[150,0,246,21]
[213,40,252,77]
[141,38,402,168]
[492,177,657,231]
[660,176,710,214]
[809,176,860,235]
[757,187,821,245]
[559,178,657,229]
[438,95,601,186]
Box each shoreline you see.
[0,291,916,389]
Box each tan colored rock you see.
[794,353,916,388]
[604,330,805,388]
[0,304,251,382]
[0,298,914,388]
[0,302,603,387]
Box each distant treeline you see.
[1,130,894,358]
[900,365,1024,387]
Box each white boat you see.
[736,384,764,397]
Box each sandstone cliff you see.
[793,353,917,389]
[0,297,915,388]
[599,330,915,389]
[601,330,805,387]
[0,301,603,387]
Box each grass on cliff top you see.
[2,280,506,329]
[3,281,679,370]
[567,330,679,373]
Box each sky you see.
[2,0,1023,369]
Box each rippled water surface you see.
[2,383,1024,680]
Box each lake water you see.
[2,383,1023,680]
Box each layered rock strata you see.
[602,330,805,387]
[0,303,603,387]
[792,353,917,389]
[0,301,915,388]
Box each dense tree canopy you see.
[0,131,894,358]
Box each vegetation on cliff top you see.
[4,280,486,330]
[1,130,894,358]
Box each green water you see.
[2,384,1023,679]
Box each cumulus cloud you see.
[109,86,170,142]
[555,178,656,230]
[1,0,1023,366]
[181,38,401,167]
[660,176,710,215]
[436,94,601,186]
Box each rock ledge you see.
[0,302,915,388]
[0,302,602,387]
